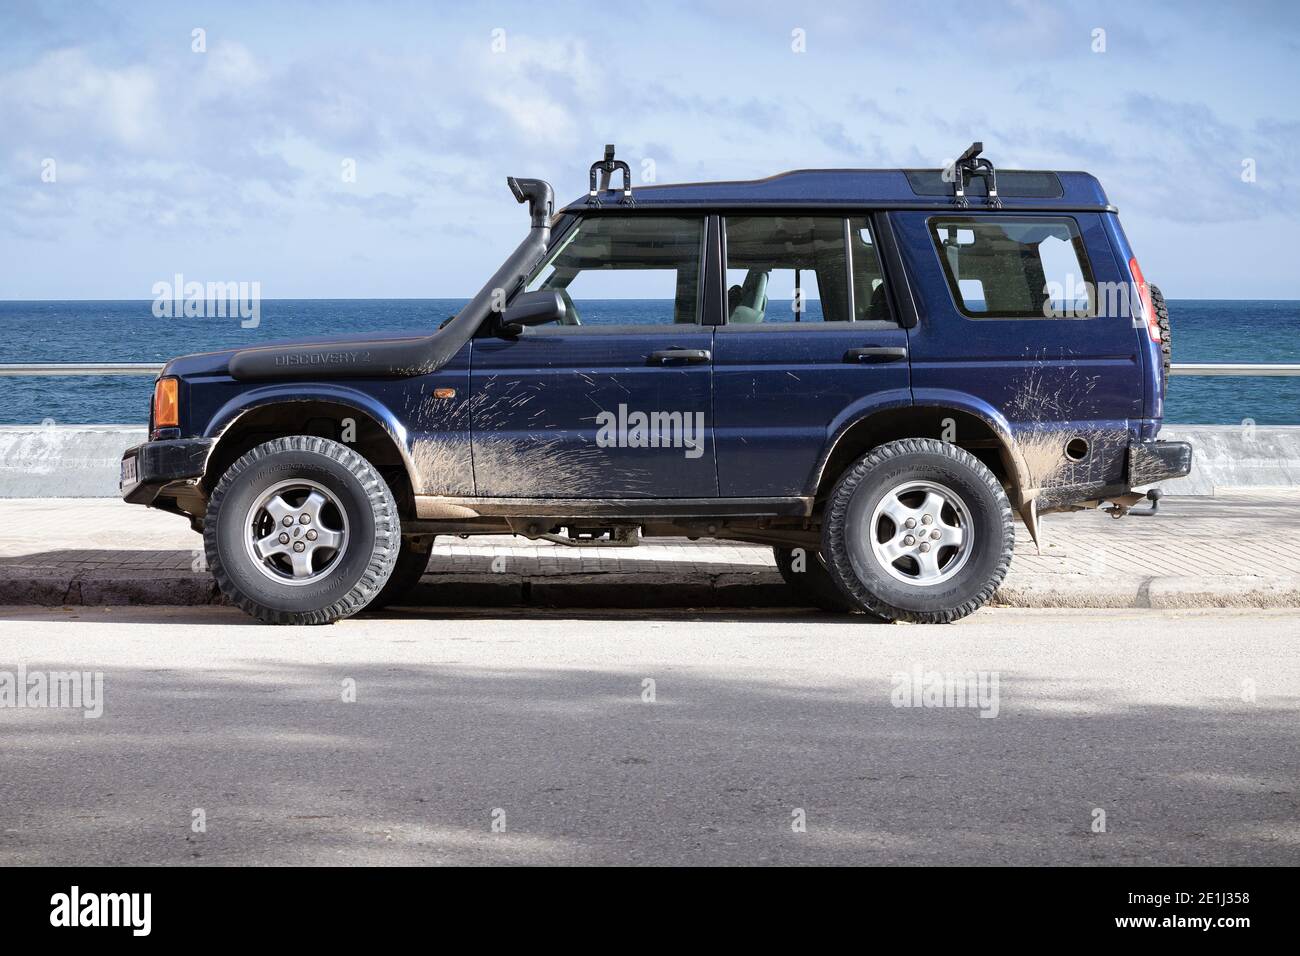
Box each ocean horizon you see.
[2,298,1296,427]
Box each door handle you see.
[647,348,711,366]
[844,346,908,363]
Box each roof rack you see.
[586,144,635,206]
[949,141,1002,209]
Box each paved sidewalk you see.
[0,493,1297,609]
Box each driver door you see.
[469,214,718,498]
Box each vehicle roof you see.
[562,168,1112,213]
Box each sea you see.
[1,299,1296,426]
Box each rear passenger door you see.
[712,214,912,497]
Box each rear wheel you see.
[822,438,1013,623]
[204,436,400,625]
[773,546,854,612]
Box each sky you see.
[1,0,1298,300]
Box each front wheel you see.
[204,436,400,625]
[366,536,434,610]
[821,438,1014,624]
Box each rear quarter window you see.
[929,216,1096,319]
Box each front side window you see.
[930,216,1095,319]
[525,215,704,327]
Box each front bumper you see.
[120,438,213,506]
[1128,438,1193,487]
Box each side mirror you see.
[498,289,565,335]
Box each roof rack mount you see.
[587,144,635,206]
[950,141,1002,209]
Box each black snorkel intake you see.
[510,176,554,228]
[227,177,555,381]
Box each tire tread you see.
[822,438,1014,624]
[1150,284,1172,385]
[203,436,400,625]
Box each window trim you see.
[874,212,917,329]
[843,218,856,322]
[925,214,1097,321]
[849,214,895,325]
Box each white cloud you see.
[0,2,1296,298]
[5,48,162,151]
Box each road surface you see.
[1,604,1296,865]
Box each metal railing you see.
[0,363,165,376]
[0,362,1297,376]
[1170,363,1300,377]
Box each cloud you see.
[1113,93,1299,223]
[0,1,1296,297]
[324,190,418,219]
[2,48,162,152]
[0,30,616,243]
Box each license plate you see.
[120,455,138,486]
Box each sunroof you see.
[905,170,1064,199]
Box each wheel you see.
[1149,284,1171,385]
[821,438,1014,624]
[366,536,434,610]
[204,436,400,625]
[773,546,854,612]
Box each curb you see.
[993,573,1300,610]
[0,568,223,608]
[2,569,1299,610]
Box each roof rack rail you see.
[949,141,1002,209]
[587,144,635,206]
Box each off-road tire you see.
[204,436,400,625]
[773,546,854,613]
[367,536,434,610]
[822,438,1014,624]
[1150,283,1171,384]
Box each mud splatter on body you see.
[404,374,652,497]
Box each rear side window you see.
[722,216,892,324]
[930,217,1095,319]
[725,216,848,323]
[849,217,891,321]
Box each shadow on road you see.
[1,655,1295,865]
[0,603,883,627]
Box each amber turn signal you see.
[153,376,179,428]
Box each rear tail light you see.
[1128,257,1160,343]
[153,376,179,429]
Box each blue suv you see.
[120,144,1191,624]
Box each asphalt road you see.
[1,604,1296,866]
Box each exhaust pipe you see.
[229,177,555,381]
